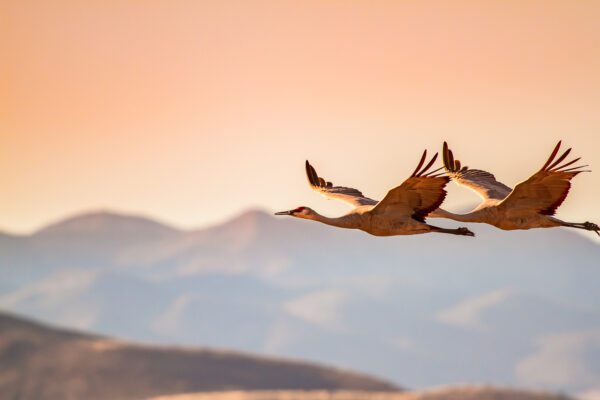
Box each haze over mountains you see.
[1,209,599,395]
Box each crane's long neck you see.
[305,212,357,229]
[428,208,480,223]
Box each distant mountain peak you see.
[33,210,180,237]
[203,208,278,232]
[229,208,276,224]
[189,208,283,244]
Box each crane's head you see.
[274,206,313,219]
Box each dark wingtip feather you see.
[442,142,451,171]
[305,161,319,187]
[447,149,455,172]
[424,166,444,177]
[418,152,438,177]
[305,161,313,185]
[552,157,581,172]
[547,148,572,171]
[540,141,562,171]
[561,165,590,173]
[411,150,428,177]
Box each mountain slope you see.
[1,209,599,394]
[0,312,398,400]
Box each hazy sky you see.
[2,1,599,233]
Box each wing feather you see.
[371,151,450,222]
[499,141,589,215]
[305,161,377,207]
[442,142,512,201]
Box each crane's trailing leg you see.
[429,225,475,237]
[559,220,600,236]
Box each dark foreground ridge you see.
[148,387,573,400]
[0,312,398,400]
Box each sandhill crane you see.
[275,150,475,237]
[428,141,599,236]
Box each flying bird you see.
[275,150,475,237]
[428,141,599,236]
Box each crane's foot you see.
[583,222,600,236]
[457,227,475,237]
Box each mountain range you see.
[1,209,599,396]
[1,312,577,400]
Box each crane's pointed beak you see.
[274,210,294,216]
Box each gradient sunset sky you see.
[2,1,599,234]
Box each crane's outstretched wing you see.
[305,161,377,207]
[498,141,590,215]
[443,142,512,201]
[371,150,449,222]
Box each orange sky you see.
[2,1,599,233]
